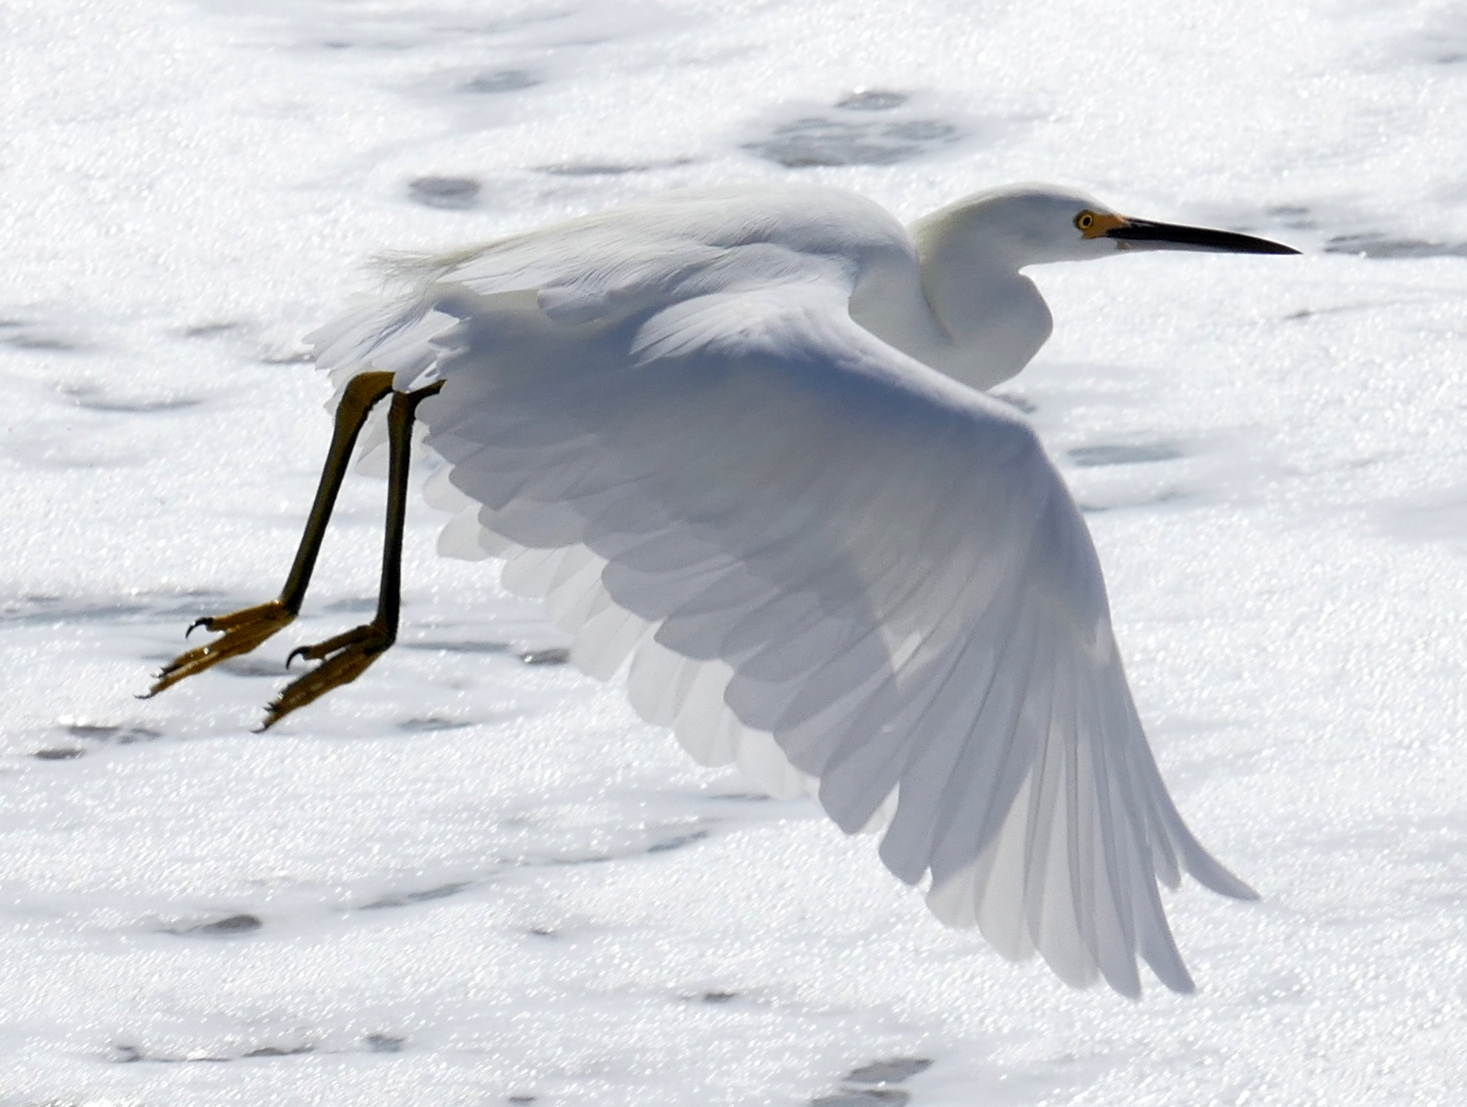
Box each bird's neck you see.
[894,210,1054,391]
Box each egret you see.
[148,184,1297,996]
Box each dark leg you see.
[260,380,444,729]
[146,371,397,696]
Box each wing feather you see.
[310,208,1253,995]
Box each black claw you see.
[286,646,308,668]
[185,617,212,639]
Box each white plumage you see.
[309,183,1295,996]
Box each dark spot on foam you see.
[645,828,709,854]
[89,396,202,413]
[216,656,292,679]
[164,590,231,608]
[34,747,84,761]
[5,331,81,352]
[517,646,570,665]
[705,791,772,802]
[66,724,162,744]
[178,913,263,936]
[260,347,315,364]
[364,1033,406,1053]
[1078,487,1191,514]
[362,882,471,909]
[836,89,908,111]
[847,1058,932,1084]
[405,639,510,654]
[462,68,540,93]
[80,603,153,622]
[322,597,378,614]
[538,157,694,177]
[0,596,155,627]
[541,162,645,177]
[500,823,710,870]
[1411,15,1467,65]
[700,990,737,1004]
[243,1044,315,1058]
[1324,233,1467,259]
[180,321,242,338]
[489,812,713,872]
[1068,442,1185,467]
[396,716,474,732]
[811,1091,910,1107]
[1265,205,1317,230]
[63,384,202,413]
[409,176,480,210]
[746,114,961,167]
[112,1040,314,1063]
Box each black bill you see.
[1107,218,1300,255]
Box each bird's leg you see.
[146,371,397,696]
[261,379,444,729]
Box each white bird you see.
[150,183,1296,997]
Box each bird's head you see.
[916,185,1299,268]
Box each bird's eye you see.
[1075,211,1096,232]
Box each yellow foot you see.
[260,623,392,730]
[146,600,296,696]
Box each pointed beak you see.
[1106,218,1299,255]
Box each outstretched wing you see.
[311,209,1252,997]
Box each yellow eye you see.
[1075,209,1126,239]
